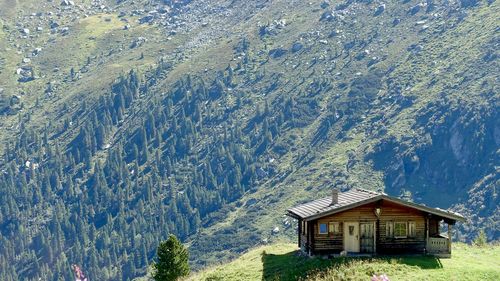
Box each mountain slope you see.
[0,0,498,280]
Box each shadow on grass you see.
[389,255,443,269]
[261,250,442,281]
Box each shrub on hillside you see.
[474,229,488,247]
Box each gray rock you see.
[139,15,154,24]
[33,48,42,56]
[374,4,385,16]
[130,37,147,49]
[291,42,303,53]
[272,226,280,234]
[408,5,421,15]
[50,21,60,29]
[269,48,287,59]
[61,0,75,6]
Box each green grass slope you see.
[190,243,500,281]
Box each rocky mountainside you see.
[0,0,498,280]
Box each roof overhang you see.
[287,195,383,221]
[380,195,465,222]
[287,194,465,223]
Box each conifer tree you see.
[152,235,189,281]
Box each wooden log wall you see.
[312,202,378,252]
[310,200,432,254]
[377,201,426,254]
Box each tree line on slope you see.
[0,52,323,280]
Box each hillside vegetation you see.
[191,243,500,281]
[0,0,498,280]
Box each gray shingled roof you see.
[287,188,379,219]
[287,188,465,222]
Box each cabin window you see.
[329,222,340,234]
[394,222,407,238]
[408,221,416,237]
[319,223,328,234]
[386,221,394,238]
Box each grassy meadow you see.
[189,243,500,281]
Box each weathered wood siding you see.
[310,200,429,254]
[377,201,426,254]
[312,202,378,253]
[298,220,309,252]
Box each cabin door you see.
[360,222,374,253]
[344,222,360,253]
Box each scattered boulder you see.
[60,27,70,35]
[272,227,280,235]
[33,48,42,56]
[374,4,385,16]
[258,19,287,37]
[408,5,421,15]
[139,15,154,24]
[16,66,35,83]
[130,37,147,48]
[291,42,303,53]
[320,11,334,22]
[61,0,75,6]
[407,44,424,54]
[343,41,355,51]
[269,47,287,59]
[50,21,60,29]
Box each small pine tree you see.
[153,234,189,281]
[474,229,487,246]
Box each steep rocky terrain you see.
[0,0,498,280]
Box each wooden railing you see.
[427,237,449,254]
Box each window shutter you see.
[409,221,416,237]
[329,222,335,233]
[386,221,393,238]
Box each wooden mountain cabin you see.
[287,188,465,258]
